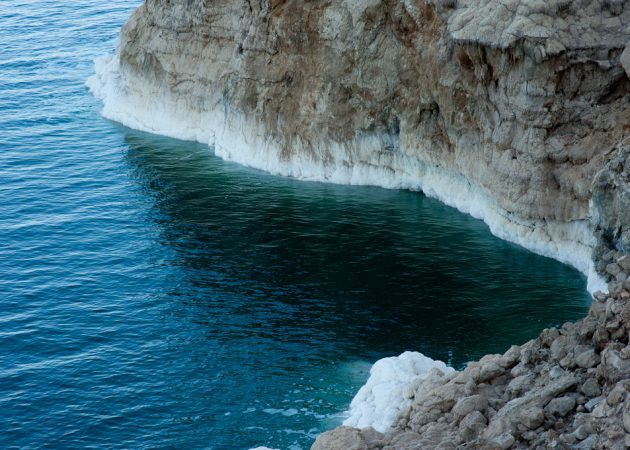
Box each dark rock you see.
[580,379,601,398]
[544,396,576,418]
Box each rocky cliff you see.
[313,145,628,449]
[88,0,630,448]
[89,0,629,290]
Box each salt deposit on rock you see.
[89,0,629,293]
[343,352,454,432]
[88,0,630,447]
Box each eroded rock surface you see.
[313,142,629,450]
[117,0,629,223]
[95,2,630,448]
[93,0,630,280]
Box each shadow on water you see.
[120,127,591,367]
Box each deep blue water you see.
[0,1,591,449]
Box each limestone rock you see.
[458,410,487,441]
[312,427,383,450]
[580,379,601,398]
[574,349,600,369]
[96,0,630,285]
[519,406,544,429]
[452,394,488,420]
[545,396,577,418]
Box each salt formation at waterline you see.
[88,0,629,448]
[342,352,455,433]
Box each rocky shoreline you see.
[315,284,629,449]
[89,0,630,292]
[88,0,630,447]
[314,148,629,450]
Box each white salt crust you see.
[342,351,455,432]
[88,53,610,434]
[87,55,606,294]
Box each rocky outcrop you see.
[90,2,630,448]
[592,141,630,283]
[313,272,630,449]
[314,148,629,448]
[313,128,629,450]
[90,0,630,286]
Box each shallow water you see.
[0,1,591,449]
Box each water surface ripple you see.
[0,1,590,448]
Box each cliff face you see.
[91,0,629,283]
[90,1,630,448]
[593,143,630,259]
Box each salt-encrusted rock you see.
[540,328,560,347]
[385,431,425,449]
[573,434,597,449]
[550,335,570,361]
[574,422,593,441]
[499,345,521,369]
[457,410,487,441]
[486,432,515,450]
[575,348,600,369]
[471,356,505,383]
[317,269,629,449]
[606,382,628,406]
[598,348,630,383]
[507,374,534,397]
[559,352,576,369]
[509,363,529,378]
[618,255,630,272]
[606,263,622,276]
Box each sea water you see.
[0,1,591,449]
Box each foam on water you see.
[87,54,607,294]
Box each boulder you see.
[580,379,601,398]
[311,427,383,450]
[452,395,488,420]
[544,396,576,418]
[458,410,487,441]
[518,406,544,429]
[575,349,599,369]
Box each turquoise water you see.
[0,1,591,449]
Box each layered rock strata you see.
[89,0,630,290]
